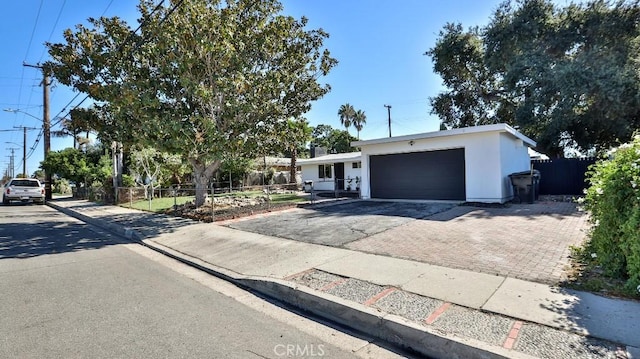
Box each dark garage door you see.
[370,148,466,200]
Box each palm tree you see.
[352,109,366,140]
[51,108,95,149]
[338,103,355,134]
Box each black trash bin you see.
[509,170,541,204]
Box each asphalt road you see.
[0,203,404,358]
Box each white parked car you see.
[2,178,45,205]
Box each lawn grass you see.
[268,193,306,204]
[122,191,305,213]
[125,196,195,212]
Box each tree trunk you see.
[289,148,297,184]
[190,157,221,207]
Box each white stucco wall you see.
[300,161,362,191]
[499,132,532,201]
[358,131,531,203]
[300,164,333,191]
[344,161,362,190]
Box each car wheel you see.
[2,198,9,205]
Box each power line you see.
[48,0,182,131]
[23,0,44,62]
[50,92,84,128]
[16,0,45,127]
[37,0,68,63]
[101,0,115,17]
[24,0,186,167]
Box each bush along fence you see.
[532,157,596,195]
[581,135,640,294]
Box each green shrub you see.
[122,174,136,187]
[53,178,72,194]
[582,134,640,293]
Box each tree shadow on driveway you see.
[427,201,583,222]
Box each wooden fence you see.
[531,157,596,195]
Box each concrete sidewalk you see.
[47,199,640,359]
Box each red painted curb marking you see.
[424,302,451,325]
[283,268,315,281]
[503,321,524,349]
[319,278,348,292]
[363,288,397,307]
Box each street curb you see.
[47,201,533,359]
[143,239,533,359]
[48,202,138,240]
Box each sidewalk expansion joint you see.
[480,275,507,309]
[424,302,451,325]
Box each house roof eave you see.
[297,152,362,166]
[352,123,536,148]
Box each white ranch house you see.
[299,124,536,203]
[297,152,362,192]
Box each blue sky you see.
[0,0,568,176]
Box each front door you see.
[334,162,345,190]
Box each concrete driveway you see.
[225,201,454,246]
[225,200,589,284]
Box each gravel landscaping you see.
[324,278,387,304]
[374,290,443,323]
[291,270,346,291]
[515,323,622,359]
[430,305,513,346]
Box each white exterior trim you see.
[353,123,536,148]
[299,152,362,191]
[297,152,361,166]
[355,124,533,203]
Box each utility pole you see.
[4,155,12,178]
[24,62,52,199]
[384,104,392,137]
[11,126,37,177]
[5,148,18,178]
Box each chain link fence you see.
[115,183,302,222]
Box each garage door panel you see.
[370,149,465,200]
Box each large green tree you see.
[428,0,640,157]
[311,124,357,154]
[46,0,336,206]
[40,146,112,187]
